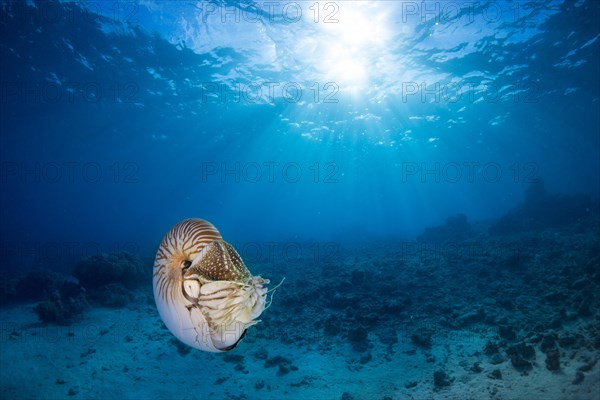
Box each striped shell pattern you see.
[153,218,269,352]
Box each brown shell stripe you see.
[154,219,222,305]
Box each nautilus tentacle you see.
[153,218,271,352]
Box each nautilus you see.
[153,218,274,352]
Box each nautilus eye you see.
[153,218,272,352]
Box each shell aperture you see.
[153,218,270,352]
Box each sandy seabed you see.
[1,229,599,400]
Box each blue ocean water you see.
[1,1,599,399]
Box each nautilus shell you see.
[153,218,270,352]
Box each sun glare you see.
[315,2,390,95]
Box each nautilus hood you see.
[186,240,251,282]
